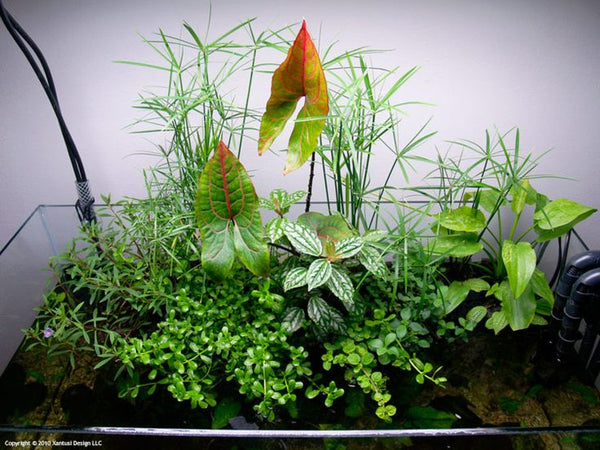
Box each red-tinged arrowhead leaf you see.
[258,20,329,174]
[195,141,270,278]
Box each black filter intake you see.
[553,251,600,325]
[556,267,600,372]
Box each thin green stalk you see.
[237,39,258,156]
[515,224,536,243]
[508,212,521,242]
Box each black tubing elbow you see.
[556,267,600,362]
[570,268,600,321]
[557,251,600,297]
[553,251,600,322]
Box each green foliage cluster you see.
[117,271,312,421]
[25,17,596,427]
[420,131,596,332]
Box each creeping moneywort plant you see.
[24,16,596,427]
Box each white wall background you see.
[1,0,599,249]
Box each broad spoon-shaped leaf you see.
[195,141,270,278]
[501,240,536,298]
[258,20,329,174]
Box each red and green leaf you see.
[258,20,329,174]
[195,141,269,278]
[297,212,354,244]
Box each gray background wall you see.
[1,0,599,249]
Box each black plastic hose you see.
[552,251,600,327]
[556,267,600,364]
[0,0,96,223]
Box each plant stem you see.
[305,151,316,212]
[508,212,521,242]
[268,242,300,256]
[238,45,258,157]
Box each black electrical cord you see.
[0,0,96,223]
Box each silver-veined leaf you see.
[285,190,308,208]
[265,189,307,215]
[333,236,363,259]
[307,296,346,334]
[307,259,333,291]
[363,229,387,242]
[281,307,305,333]
[283,221,323,256]
[265,217,286,242]
[283,267,308,291]
[327,266,354,311]
[358,245,388,279]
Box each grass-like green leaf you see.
[427,233,483,258]
[466,306,488,324]
[485,310,509,335]
[530,268,554,306]
[494,281,536,331]
[510,179,533,215]
[212,397,242,429]
[441,281,470,315]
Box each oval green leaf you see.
[283,221,323,256]
[307,259,333,291]
[327,266,354,311]
[502,240,536,298]
[195,141,269,278]
[534,198,597,242]
[439,206,487,232]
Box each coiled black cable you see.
[0,0,95,223]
